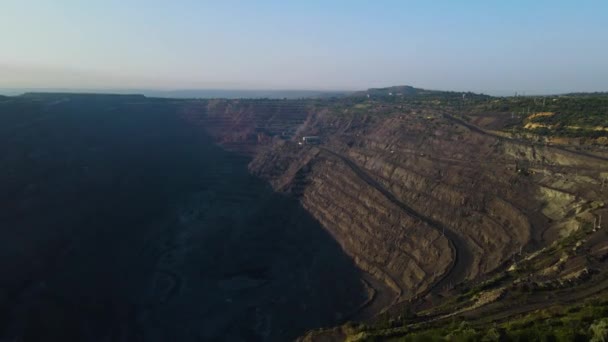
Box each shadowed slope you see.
[0,95,368,341]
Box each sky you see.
[1,0,608,95]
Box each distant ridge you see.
[20,92,147,99]
[140,89,350,99]
[1,89,350,99]
[356,85,421,96]
[352,85,491,99]
[561,91,608,97]
[4,87,608,100]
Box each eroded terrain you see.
[1,89,607,341]
[180,89,608,339]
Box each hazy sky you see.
[2,0,607,94]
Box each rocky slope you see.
[3,91,606,341]
[180,99,311,155]
[182,95,608,325]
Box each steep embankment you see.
[180,99,310,155]
[318,147,469,301]
[253,143,454,312]
[183,98,608,321]
[249,111,535,308]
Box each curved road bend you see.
[319,147,473,299]
[443,113,608,163]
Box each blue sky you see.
[1,0,607,94]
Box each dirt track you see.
[443,113,608,163]
[320,147,474,303]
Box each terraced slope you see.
[3,92,607,341]
[188,98,608,322]
[180,99,311,154]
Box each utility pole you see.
[594,217,598,230]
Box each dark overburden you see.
[0,94,367,341]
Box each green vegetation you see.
[319,87,608,140]
[346,221,608,342]
[352,296,608,341]
[342,87,608,139]
[460,273,510,299]
[354,86,491,106]
[468,94,608,138]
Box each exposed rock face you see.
[252,143,453,305]
[180,99,310,155]
[182,99,608,316]
[3,95,607,341]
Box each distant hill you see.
[353,85,422,97]
[352,85,490,99]
[561,91,608,97]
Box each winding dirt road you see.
[320,147,473,301]
[443,113,608,163]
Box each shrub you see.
[590,318,608,342]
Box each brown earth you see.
[181,99,608,324]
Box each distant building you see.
[515,160,532,175]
